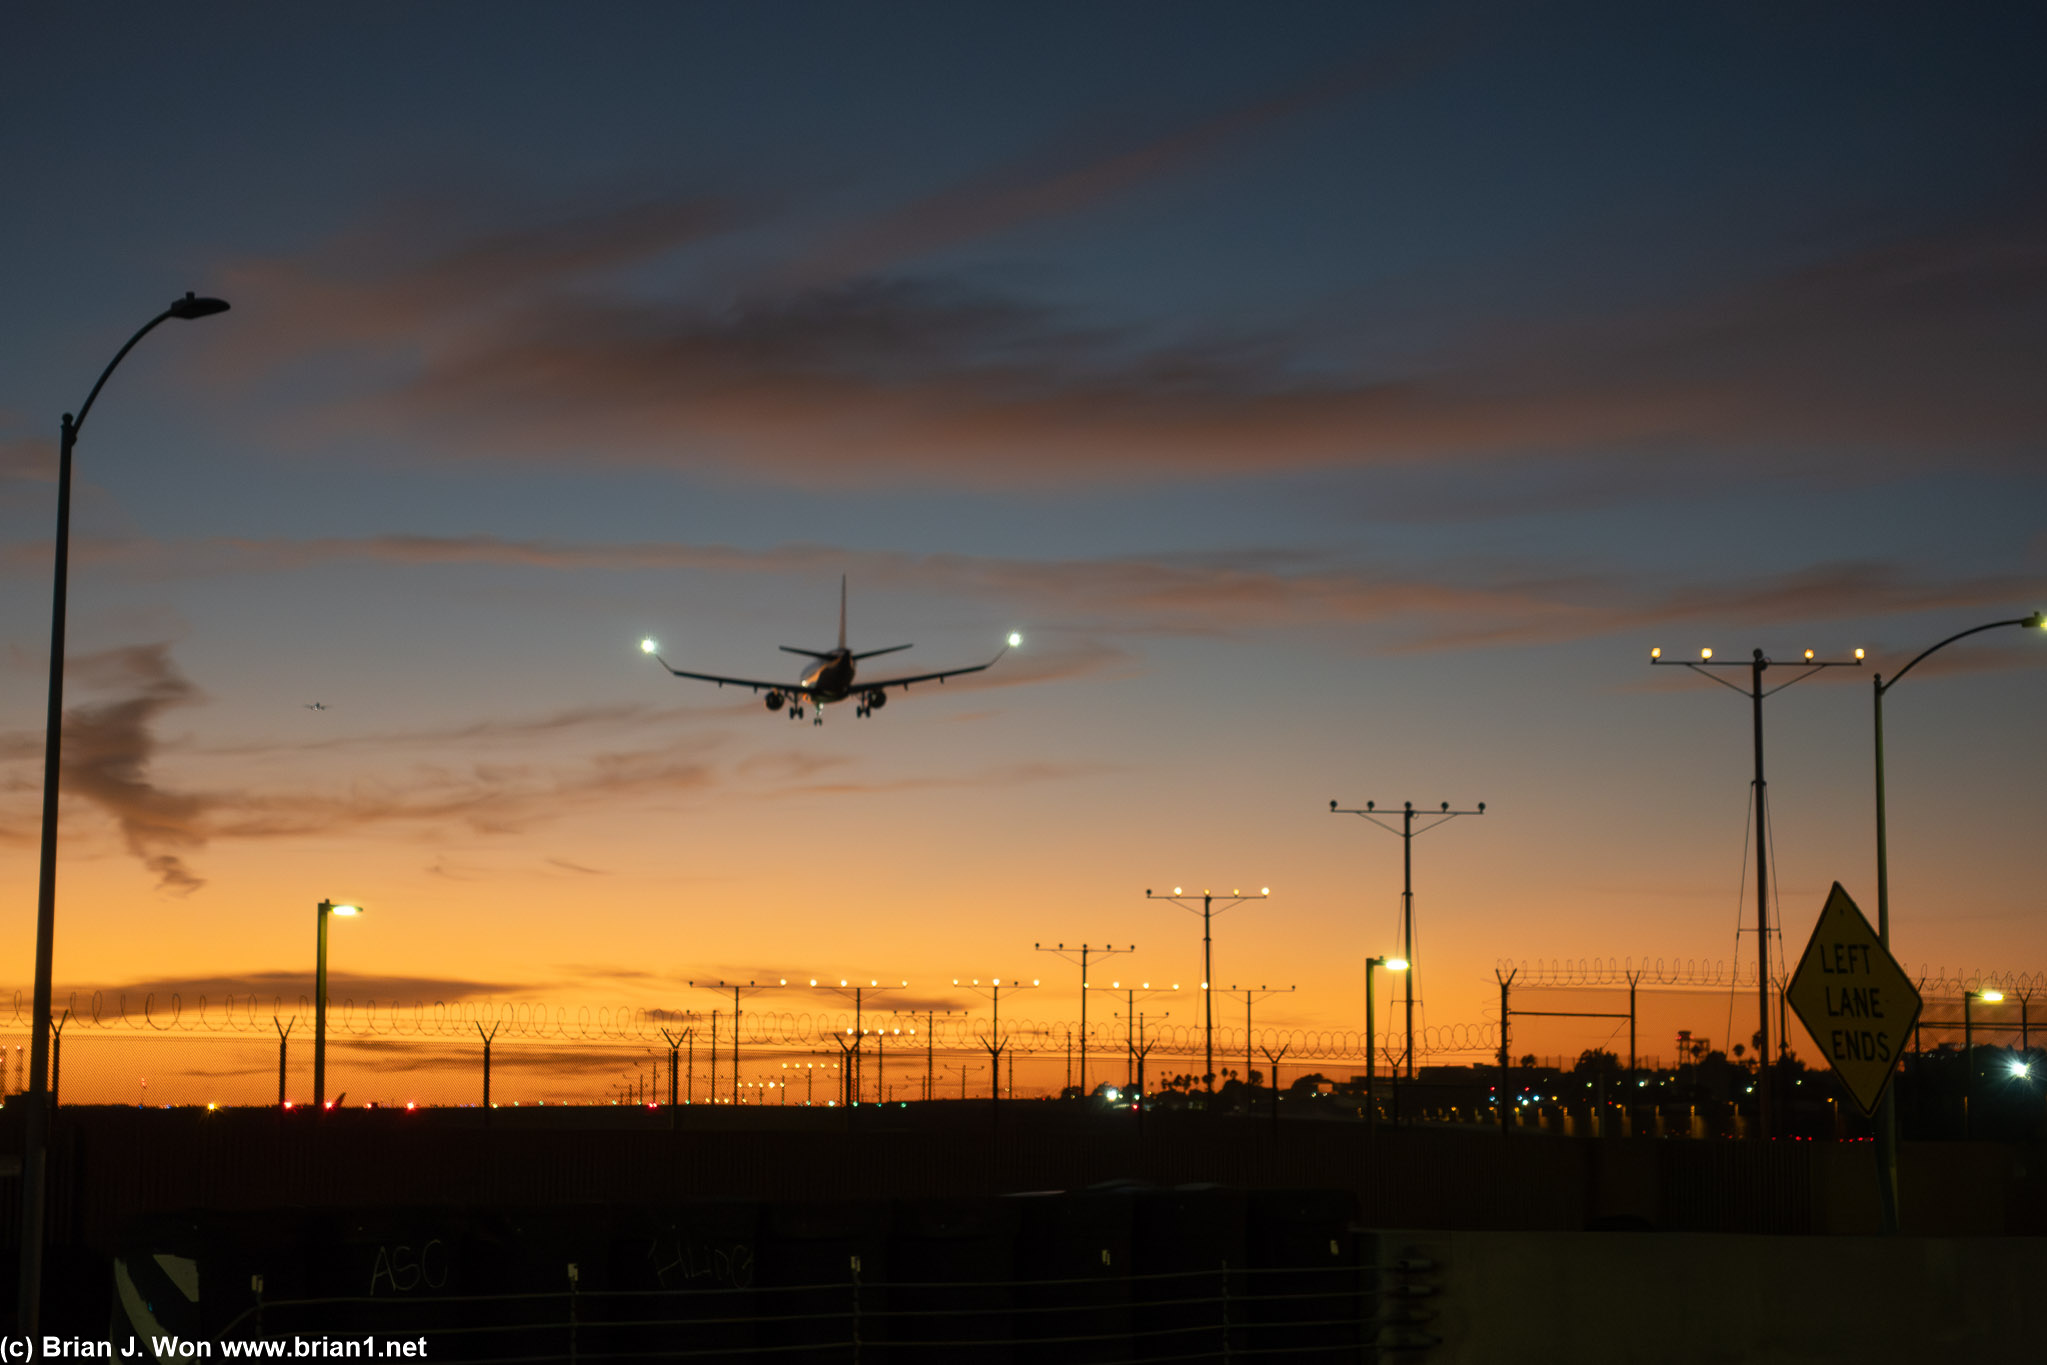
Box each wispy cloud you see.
[195,169,2047,491]
[780,22,1470,288]
[61,644,212,893]
[166,533,2046,654]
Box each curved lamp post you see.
[1872,611,2044,1231]
[18,292,229,1333]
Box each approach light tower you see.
[1652,644,1862,1140]
[1329,800,1486,1078]
[1036,942,1135,1099]
[1145,887,1268,1090]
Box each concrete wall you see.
[1393,1227,2047,1364]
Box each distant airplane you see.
[303,702,330,711]
[642,577,1018,725]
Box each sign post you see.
[1787,882,1922,1120]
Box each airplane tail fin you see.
[838,574,848,651]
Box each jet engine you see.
[764,691,784,711]
[864,690,887,710]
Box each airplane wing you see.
[858,643,1011,693]
[650,657,817,696]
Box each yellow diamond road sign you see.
[1787,882,1922,1116]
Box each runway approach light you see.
[1855,648,1866,660]
[1650,647,1662,659]
[640,638,657,654]
[1008,632,1022,648]
[1701,648,1713,660]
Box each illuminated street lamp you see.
[1964,986,2006,1140]
[1365,956,1408,1129]
[315,900,366,1110]
[18,292,229,1333]
[1871,613,2043,1221]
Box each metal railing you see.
[209,1259,1438,1362]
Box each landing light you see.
[2011,1061,2032,1080]
[1008,632,1022,648]
[640,638,657,654]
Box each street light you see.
[315,900,365,1110]
[18,292,229,1334]
[1964,986,2005,1140]
[1365,956,1408,1130]
[1872,612,2043,1223]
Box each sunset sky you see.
[3,5,2043,1099]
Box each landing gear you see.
[788,705,804,720]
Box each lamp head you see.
[1385,958,1409,972]
[328,902,363,917]
[2026,611,2045,630]
[1980,988,2005,1004]
[168,292,230,320]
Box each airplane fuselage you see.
[799,650,859,703]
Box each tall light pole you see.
[19,292,229,1333]
[692,979,782,1106]
[1330,800,1485,1078]
[314,900,366,1109]
[1652,644,1863,1139]
[1364,957,1407,1129]
[954,977,1039,1112]
[1038,942,1134,1098]
[1873,613,2042,1226]
[810,978,907,1104]
[1145,887,1268,1090]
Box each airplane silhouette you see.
[643,577,1017,725]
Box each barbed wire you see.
[1496,958,2047,996]
[4,991,1503,1062]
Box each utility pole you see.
[691,979,782,1106]
[1216,985,1292,1092]
[1116,1008,1168,1119]
[477,1021,499,1117]
[274,1016,293,1110]
[1653,644,1862,1139]
[1037,942,1135,1099]
[661,1022,694,1128]
[1330,800,1485,1079]
[1496,968,1515,1135]
[811,978,908,1104]
[943,1062,982,1100]
[955,976,1040,1116]
[1145,887,1269,1090]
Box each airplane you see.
[641,578,1019,725]
[302,702,329,711]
